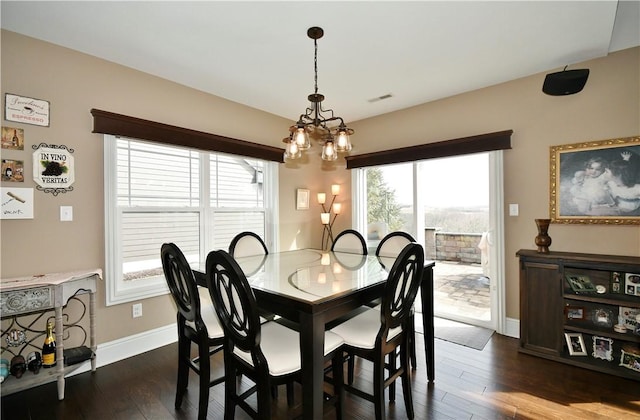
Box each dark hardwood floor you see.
[2,333,639,419]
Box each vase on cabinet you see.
[535,218,552,254]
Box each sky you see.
[380,153,489,208]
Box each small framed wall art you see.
[296,188,310,210]
[1,159,24,182]
[4,94,50,127]
[1,187,34,219]
[1,126,24,150]
[32,143,74,195]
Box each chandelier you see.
[284,27,354,162]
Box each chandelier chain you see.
[314,39,318,95]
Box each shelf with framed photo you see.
[558,330,640,380]
[518,249,640,381]
[564,268,640,305]
[563,304,640,345]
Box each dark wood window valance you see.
[91,109,285,163]
[345,130,513,169]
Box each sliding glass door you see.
[353,151,504,331]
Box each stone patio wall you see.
[424,228,482,264]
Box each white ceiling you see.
[2,1,639,124]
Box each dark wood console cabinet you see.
[517,249,640,381]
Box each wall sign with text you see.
[32,143,74,195]
[5,94,50,127]
[1,187,34,219]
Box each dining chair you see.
[205,249,346,419]
[161,243,225,420]
[229,231,268,257]
[375,231,418,369]
[331,229,368,254]
[330,242,424,420]
[229,231,275,324]
[329,229,367,384]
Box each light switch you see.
[509,203,519,216]
[60,206,73,221]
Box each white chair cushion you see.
[330,307,401,349]
[233,321,344,377]
[185,287,225,339]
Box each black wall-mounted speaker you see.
[542,69,589,96]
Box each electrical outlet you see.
[132,303,142,318]
[60,206,73,221]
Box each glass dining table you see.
[194,248,435,420]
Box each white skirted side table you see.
[0,269,101,400]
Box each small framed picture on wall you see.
[296,188,310,210]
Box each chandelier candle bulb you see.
[322,140,337,161]
[321,212,331,225]
[294,127,310,150]
[317,193,326,204]
[284,136,301,159]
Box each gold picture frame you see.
[550,135,640,224]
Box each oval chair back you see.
[332,229,367,254]
[381,242,424,334]
[375,232,419,370]
[229,231,269,258]
[206,250,263,358]
[162,243,201,326]
[375,231,416,258]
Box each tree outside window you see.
[366,168,404,232]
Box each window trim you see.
[91,108,285,162]
[104,135,278,306]
[105,136,174,305]
[345,130,512,169]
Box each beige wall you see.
[1,30,639,345]
[350,47,640,318]
[0,30,323,343]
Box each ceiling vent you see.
[368,94,393,103]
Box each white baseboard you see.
[65,323,177,378]
[503,317,520,338]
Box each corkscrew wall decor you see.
[32,143,75,196]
